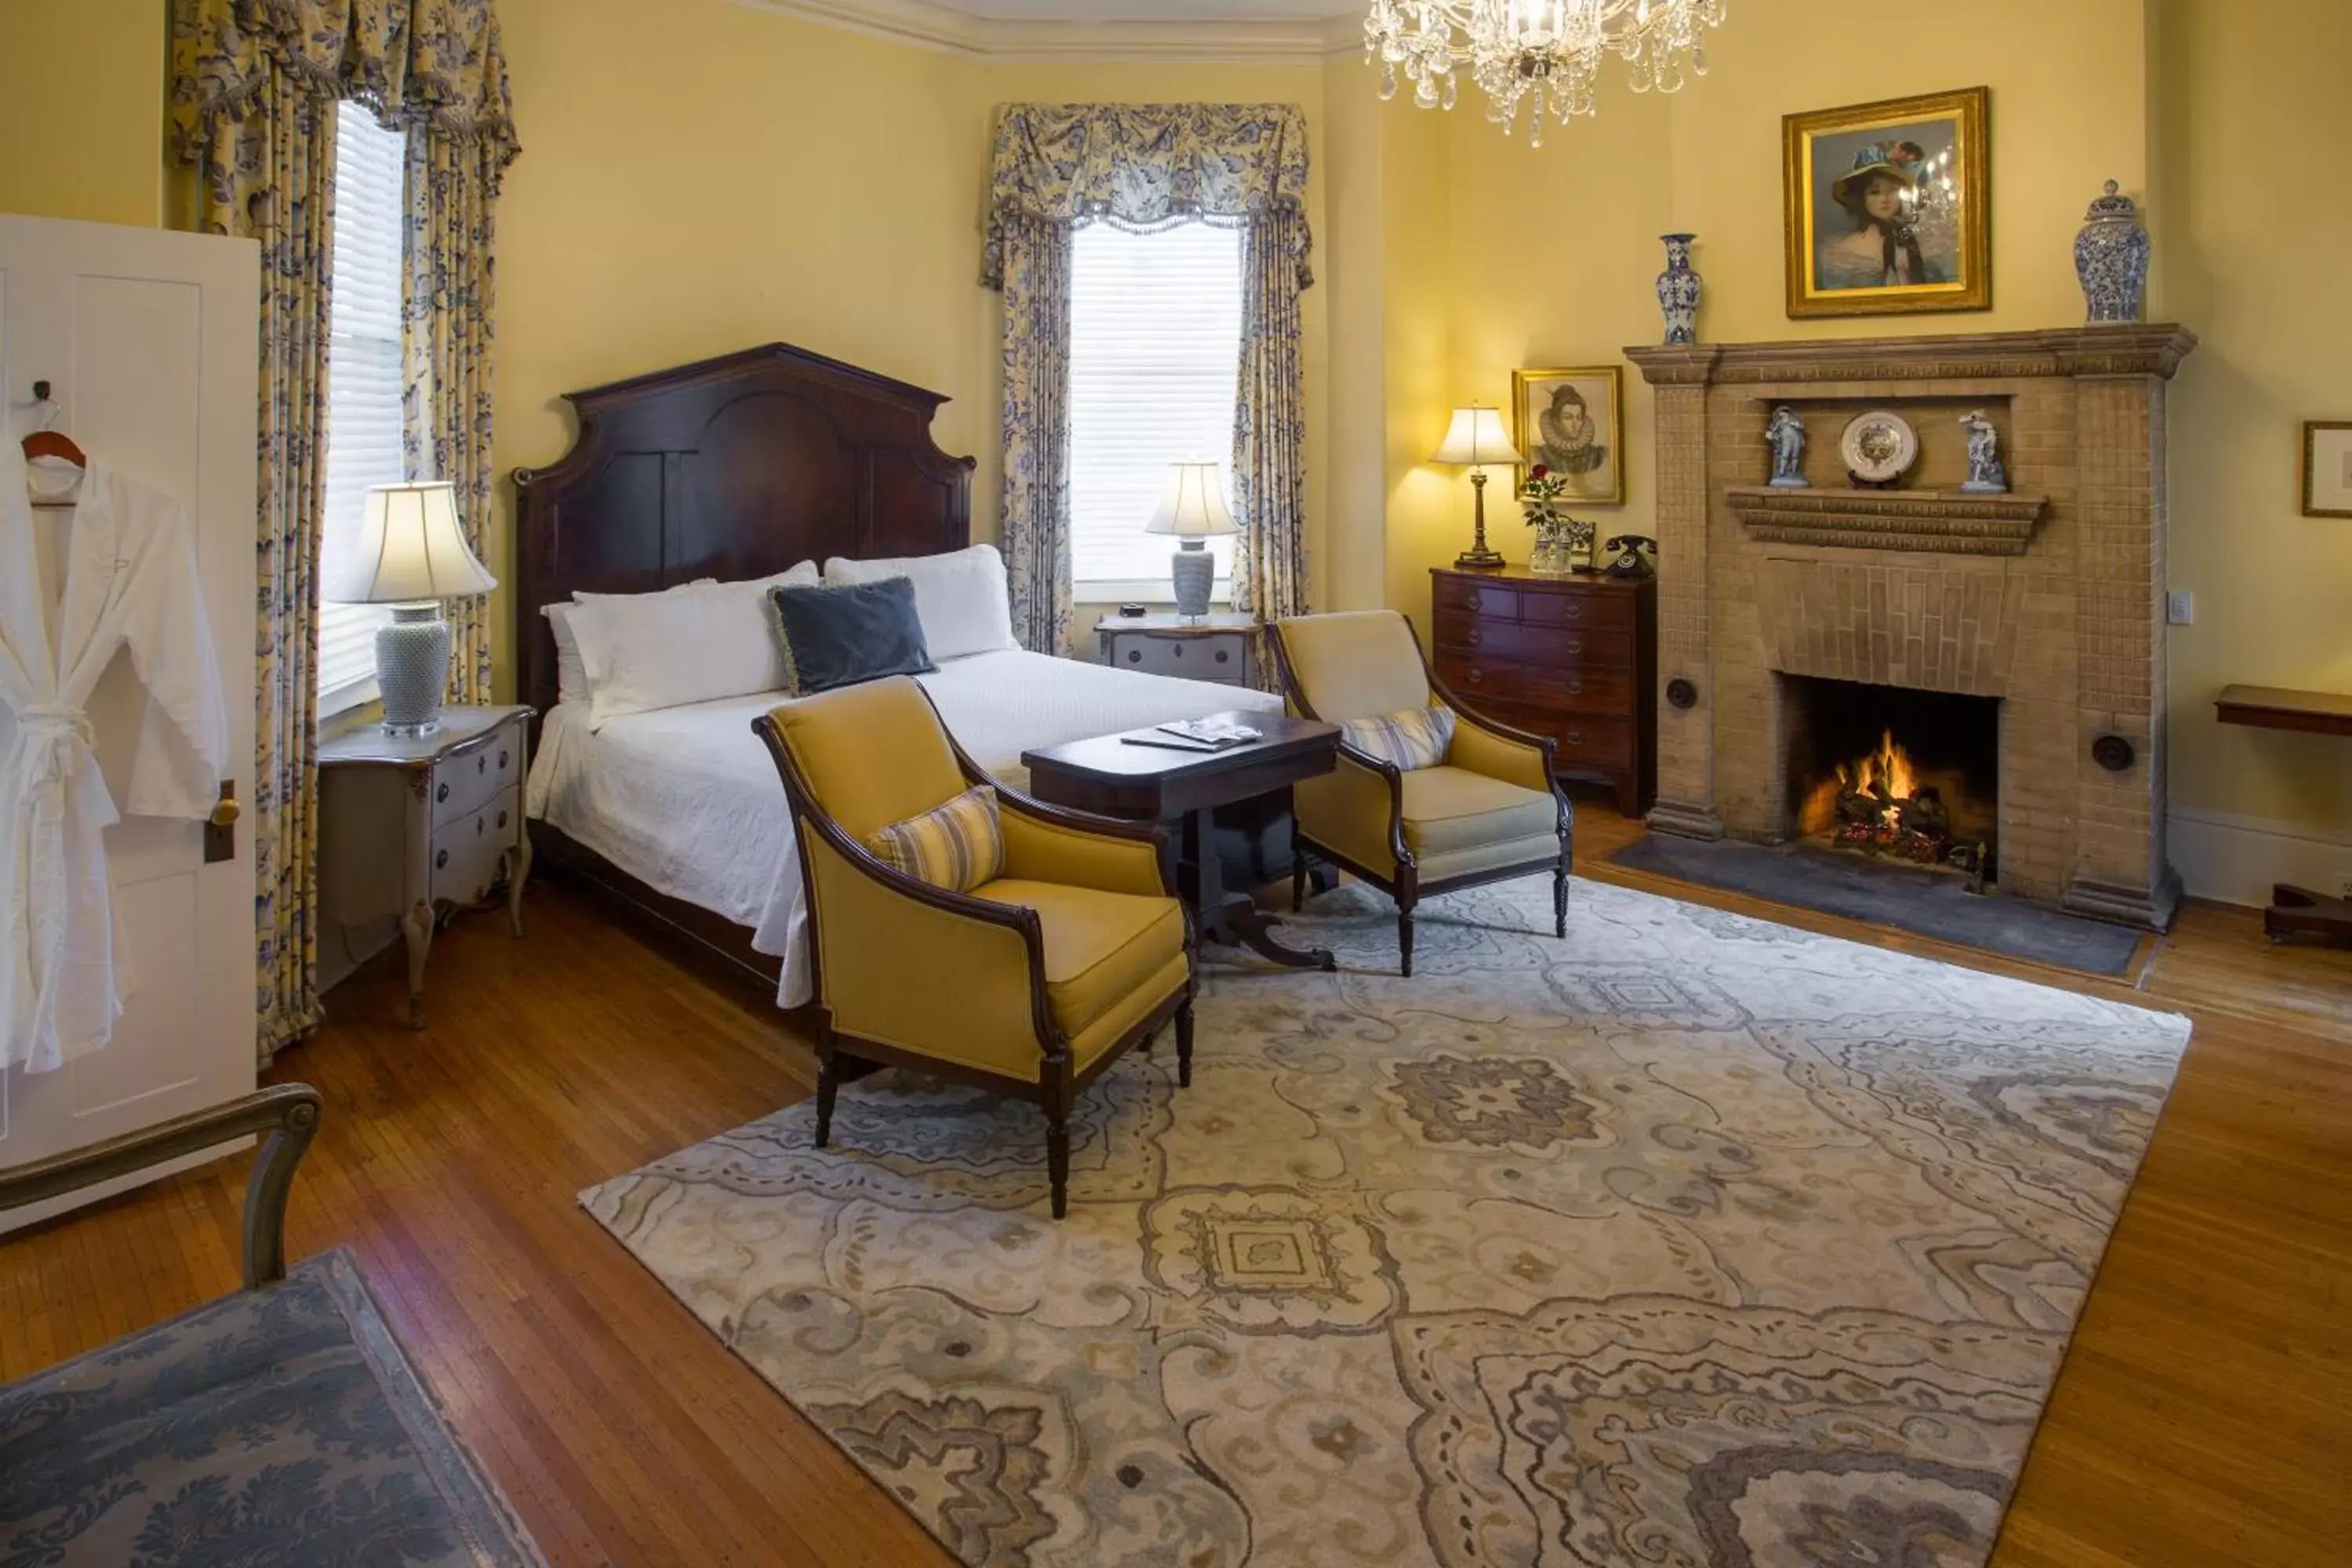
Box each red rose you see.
[1529,464,1549,480]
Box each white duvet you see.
[525,649,1280,1007]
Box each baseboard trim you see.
[2168,808,2352,910]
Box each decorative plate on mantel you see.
[1840,410,1918,485]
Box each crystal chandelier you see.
[1364,0,1728,145]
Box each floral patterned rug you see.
[583,877,2191,1568]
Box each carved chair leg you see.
[1175,997,1195,1089]
[1292,850,1311,913]
[1398,909,1416,978]
[1555,856,1570,939]
[814,1046,840,1149]
[1047,1116,1071,1220]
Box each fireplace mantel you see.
[1624,322,2197,929]
[1724,487,2049,556]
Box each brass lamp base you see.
[1455,467,1507,571]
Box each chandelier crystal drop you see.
[1364,0,1728,146]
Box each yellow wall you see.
[0,0,166,227]
[2,0,2342,891]
[2154,0,2352,863]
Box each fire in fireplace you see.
[1784,677,1999,883]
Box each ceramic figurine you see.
[1765,405,1809,488]
[2074,180,2151,324]
[1655,233,1702,345]
[1958,409,2008,493]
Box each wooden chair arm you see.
[0,1083,322,1290]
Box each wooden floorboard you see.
[4,804,2347,1566]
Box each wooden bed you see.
[511,342,978,988]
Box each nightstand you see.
[1097,612,1257,687]
[317,706,534,1029]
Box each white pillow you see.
[543,579,713,708]
[824,543,1019,662]
[568,562,818,728]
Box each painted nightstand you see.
[317,706,534,1029]
[1096,612,1257,688]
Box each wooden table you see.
[2215,684,2352,942]
[1022,712,1341,971]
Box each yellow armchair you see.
[1267,611,1573,975]
[753,678,1194,1218]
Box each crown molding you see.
[731,0,1365,63]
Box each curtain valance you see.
[983,103,1312,290]
[170,0,521,188]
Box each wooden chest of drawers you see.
[1430,567,1657,817]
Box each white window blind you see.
[317,102,409,717]
[1067,221,1243,600]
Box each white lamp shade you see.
[1432,406,1523,468]
[1143,460,1240,539]
[325,481,498,604]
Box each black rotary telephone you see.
[1601,534,1657,579]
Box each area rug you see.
[1,1247,543,1566]
[583,877,2191,1568]
[1606,834,2146,978]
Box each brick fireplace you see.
[1625,325,2198,929]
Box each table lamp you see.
[1145,459,1239,620]
[1432,406,1523,569]
[325,481,498,738]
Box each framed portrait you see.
[1784,86,1991,319]
[2303,421,2352,517]
[1511,365,1624,506]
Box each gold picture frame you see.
[1510,365,1625,506]
[1784,86,1991,320]
[2303,421,2352,517]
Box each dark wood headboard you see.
[511,342,977,725]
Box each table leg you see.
[1182,808,1334,971]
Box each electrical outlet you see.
[2166,590,2194,626]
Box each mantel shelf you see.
[1724,486,2050,556]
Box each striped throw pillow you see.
[1342,705,1456,771]
[866,786,1004,893]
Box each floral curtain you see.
[996,216,1076,655]
[171,0,520,1061]
[985,103,1312,654]
[403,125,507,704]
[1229,205,1312,663]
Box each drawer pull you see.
[1127,650,1142,664]
[1565,678,1583,695]
[1467,628,1483,647]
[477,755,487,775]
[1566,729,1585,747]
[435,782,449,804]
[1467,667,1483,684]
[497,809,509,829]
[1465,592,1482,612]
[1172,644,1183,658]
[498,749,510,771]
[1563,638,1583,656]
[435,848,449,870]
[1215,649,1229,663]
[1563,603,1583,621]
[476,817,486,837]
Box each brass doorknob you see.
[209,786,241,829]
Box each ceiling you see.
[737,0,1367,59]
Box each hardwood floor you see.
[4,805,2347,1566]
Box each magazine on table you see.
[1120,717,1264,753]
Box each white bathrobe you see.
[1,446,228,1073]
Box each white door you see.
[0,214,260,1232]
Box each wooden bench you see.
[2213,685,2352,942]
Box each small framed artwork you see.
[1511,365,1624,505]
[1784,86,1991,319]
[2303,422,2352,517]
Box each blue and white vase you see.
[1656,233,1702,346]
[2074,180,2150,324]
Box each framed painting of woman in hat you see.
[1783,87,1990,318]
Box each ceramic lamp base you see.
[1171,543,1214,620]
[376,603,451,739]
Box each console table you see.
[2214,684,2352,942]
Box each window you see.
[316,102,409,717]
[1067,221,1243,601]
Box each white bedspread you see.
[526,649,1279,1007]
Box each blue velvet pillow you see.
[766,577,937,695]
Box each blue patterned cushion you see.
[1342,705,1456,771]
[867,786,1005,893]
